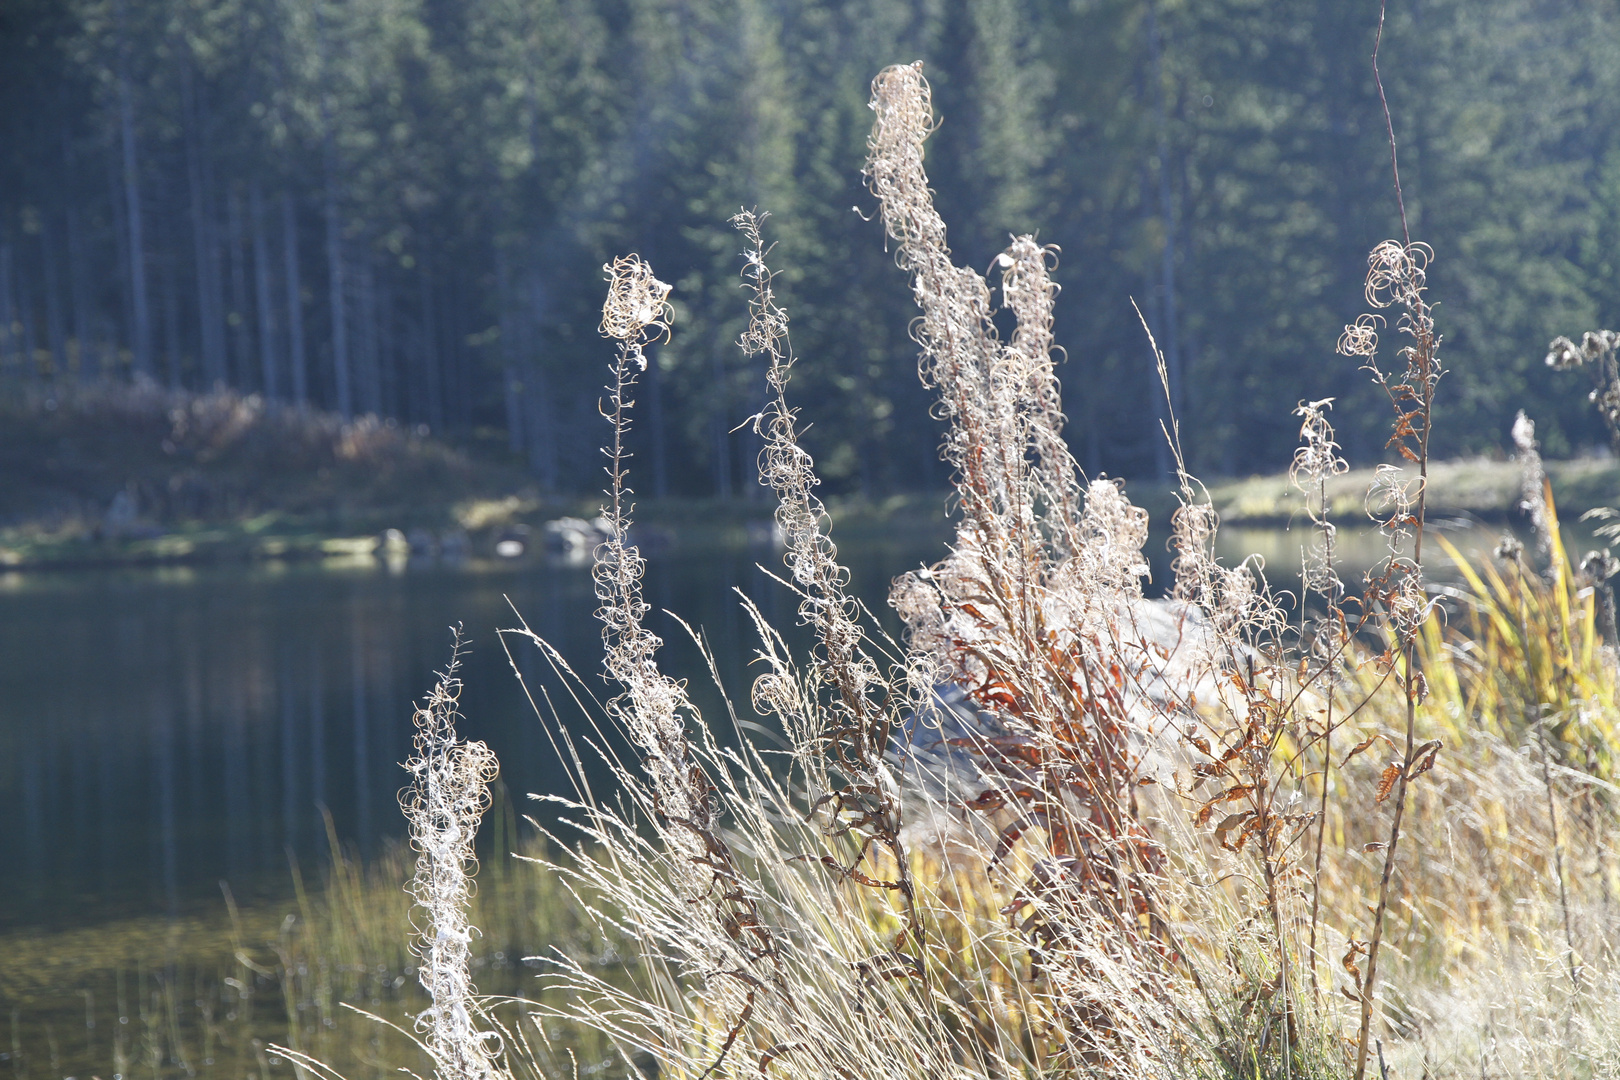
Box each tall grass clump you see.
[503,63,1369,1079]
[304,60,1620,1080]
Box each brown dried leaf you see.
[1214,811,1252,850]
[1342,732,1394,766]
[1375,763,1402,803]
[1342,939,1367,984]
[1408,739,1442,779]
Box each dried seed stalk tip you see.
[600,255,672,350]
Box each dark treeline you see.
[3,0,1619,495]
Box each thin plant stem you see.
[1373,0,1410,250]
[1536,711,1580,991]
[1354,296,1435,1080]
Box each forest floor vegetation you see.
[0,380,952,569]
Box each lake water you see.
[0,530,967,935]
[1,511,1564,935]
[0,506,1586,1080]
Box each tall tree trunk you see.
[161,252,182,387]
[227,188,253,388]
[1146,0,1183,421]
[183,63,226,387]
[376,273,394,416]
[0,241,16,371]
[282,192,308,404]
[41,216,68,376]
[117,0,153,379]
[107,154,133,374]
[250,180,279,399]
[322,174,350,416]
[447,274,470,429]
[65,206,94,379]
[524,276,558,488]
[356,251,380,415]
[415,252,443,430]
[496,248,524,456]
[18,273,37,374]
[316,8,351,417]
[1143,245,1171,479]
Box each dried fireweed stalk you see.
[1290,398,1349,1001]
[591,254,790,1062]
[733,209,925,974]
[1337,236,1445,1080]
[1546,328,1620,455]
[1511,410,1554,566]
[402,634,504,1080]
[867,62,1210,1070]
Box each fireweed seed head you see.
[600,255,672,348]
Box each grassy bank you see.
[1137,453,1620,526]
[0,800,631,1080]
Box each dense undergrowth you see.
[0,380,504,527]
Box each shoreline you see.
[2,456,1612,573]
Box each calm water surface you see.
[0,513,1559,935]
[0,534,953,934]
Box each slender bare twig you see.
[1372,0,1411,250]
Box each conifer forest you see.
[6,0,1620,492]
[12,4,1620,1079]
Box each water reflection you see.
[0,537,948,931]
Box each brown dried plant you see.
[284,47,1620,1080]
[1290,399,1349,1005]
[1546,328,1620,456]
[1335,235,1445,1080]
[1153,388,1347,1072]
[506,243,1045,1080]
[868,62,1182,1066]
[733,209,925,980]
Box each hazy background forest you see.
[3,0,1620,497]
